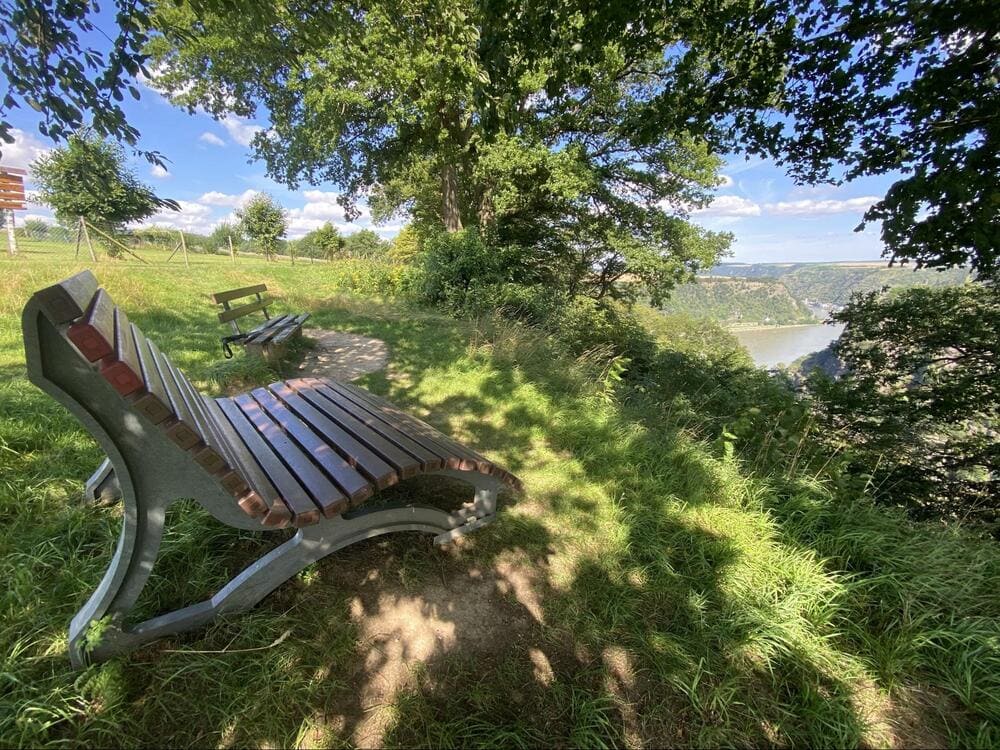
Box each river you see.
[731,322,845,368]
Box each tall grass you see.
[0,247,997,747]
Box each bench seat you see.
[213,285,310,360]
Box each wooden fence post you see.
[228,234,236,263]
[5,209,18,256]
[81,218,98,262]
[179,230,190,268]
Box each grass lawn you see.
[1,246,998,747]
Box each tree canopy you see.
[31,130,177,238]
[236,193,287,259]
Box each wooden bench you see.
[23,271,520,666]
[212,284,310,360]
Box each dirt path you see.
[296,328,390,381]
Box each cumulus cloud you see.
[694,195,762,217]
[198,189,257,207]
[141,200,217,234]
[150,164,171,179]
[284,190,374,238]
[220,115,263,146]
[1,128,52,169]
[765,196,879,216]
[199,131,226,147]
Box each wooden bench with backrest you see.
[23,271,519,666]
[212,283,310,359]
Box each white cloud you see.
[150,164,171,179]
[1,128,52,170]
[198,189,257,207]
[695,195,762,217]
[198,131,226,147]
[23,213,55,224]
[765,196,879,216]
[220,115,263,146]
[718,174,734,188]
[284,190,375,238]
[140,200,217,234]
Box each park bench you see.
[211,283,310,359]
[23,271,519,667]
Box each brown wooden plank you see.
[33,271,99,324]
[313,381,445,471]
[252,386,370,508]
[234,393,345,519]
[294,383,423,479]
[144,340,201,450]
[202,397,276,518]
[128,323,173,424]
[269,381,397,490]
[158,359,231,476]
[218,397,320,526]
[98,308,144,396]
[332,379,495,474]
[210,284,267,304]
[217,297,273,323]
[245,317,289,345]
[67,288,115,361]
[246,314,289,339]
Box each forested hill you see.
[659,276,816,326]
[710,262,970,306]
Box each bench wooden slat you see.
[210,284,267,305]
[268,381,397,490]
[218,298,273,324]
[158,357,230,476]
[245,318,290,345]
[246,314,289,339]
[200,397,274,520]
[144,340,201,450]
[235,393,345,520]
[67,289,115,361]
[312,381,445,472]
[251,386,368,508]
[34,271,99,324]
[127,323,173,425]
[98,308,144,396]
[294,385,422,479]
[319,378,469,471]
[221,396,322,526]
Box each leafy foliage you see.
[659,277,816,326]
[342,229,388,259]
[20,218,48,240]
[31,131,177,255]
[809,284,999,529]
[295,222,344,260]
[389,224,423,264]
[236,193,286,260]
[208,221,239,251]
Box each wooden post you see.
[290,242,295,265]
[179,230,190,268]
[228,234,235,263]
[75,217,83,258]
[81,218,98,262]
[5,210,17,256]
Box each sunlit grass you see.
[0,247,997,747]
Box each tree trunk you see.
[441,164,463,232]
[478,186,495,228]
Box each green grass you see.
[1,246,998,747]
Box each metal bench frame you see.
[23,292,504,668]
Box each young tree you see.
[209,221,239,253]
[21,218,49,240]
[389,224,423,264]
[343,229,387,259]
[298,222,345,260]
[236,193,287,260]
[31,131,178,255]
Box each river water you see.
[732,323,845,368]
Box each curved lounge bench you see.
[23,271,519,666]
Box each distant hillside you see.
[710,262,969,305]
[660,277,816,326]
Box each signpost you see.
[0,167,27,257]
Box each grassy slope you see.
[659,277,816,326]
[1,247,998,748]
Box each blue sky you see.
[2,76,896,263]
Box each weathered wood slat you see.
[159,358,229,476]
[313,381,445,471]
[218,297,273,323]
[220,397,321,526]
[129,325,177,426]
[201,397,273,519]
[210,284,267,305]
[67,289,115,361]
[251,386,368,509]
[268,382,397,490]
[144,340,201,450]
[295,385,423,479]
[98,308,144,396]
[246,314,289,341]
[34,271,99,324]
[234,393,345,519]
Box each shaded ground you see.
[297,328,389,381]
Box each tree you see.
[389,224,423,264]
[297,222,345,260]
[31,131,177,254]
[343,229,387,259]
[808,283,999,529]
[209,221,239,252]
[21,218,49,240]
[146,0,772,302]
[236,193,286,259]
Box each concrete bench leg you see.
[85,457,120,502]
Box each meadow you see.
[1,245,997,748]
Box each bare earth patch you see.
[296,328,389,381]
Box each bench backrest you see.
[211,284,273,334]
[29,271,268,518]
